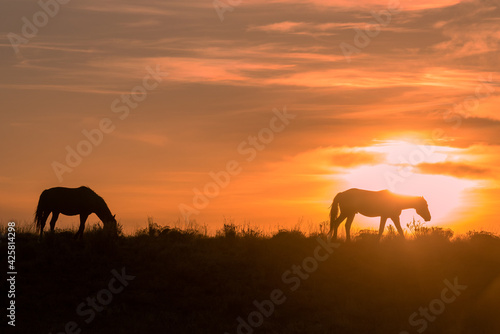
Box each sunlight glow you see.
[339,140,479,229]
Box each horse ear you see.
[113,214,116,218]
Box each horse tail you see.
[329,193,341,230]
[34,190,48,231]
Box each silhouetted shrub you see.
[217,223,238,238]
[406,218,427,237]
[272,229,305,239]
[135,217,170,237]
[406,219,453,241]
[355,229,379,242]
[415,226,454,241]
[466,230,499,241]
[240,224,263,238]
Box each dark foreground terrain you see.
[2,223,500,334]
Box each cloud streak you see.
[416,162,491,179]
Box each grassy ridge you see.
[3,223,500,334]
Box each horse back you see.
[40,186,98,215]
[339,188,399,217]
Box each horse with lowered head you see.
[35,186,117,239]
[328,188,431,241]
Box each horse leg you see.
[75,214,89,239]
[49,212,60,232]
[378,217,388,239]
[329,213,347,240]
[391,216,405,239]
[39,212,50,239]
[344,214,355,242]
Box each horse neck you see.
[95,200,112,222]
[397,195,421,210]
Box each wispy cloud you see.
[417,162,491,179]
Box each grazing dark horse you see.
[328,188,431,241]
[35,186,117,239]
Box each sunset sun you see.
[339,140,480,230]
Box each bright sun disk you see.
[339,140,479,229]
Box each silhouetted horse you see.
[35,186,117,239]
[328,188,431,241]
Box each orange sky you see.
[1,0,499,235]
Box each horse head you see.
[416,197,431,222]
[103,214,118,236]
